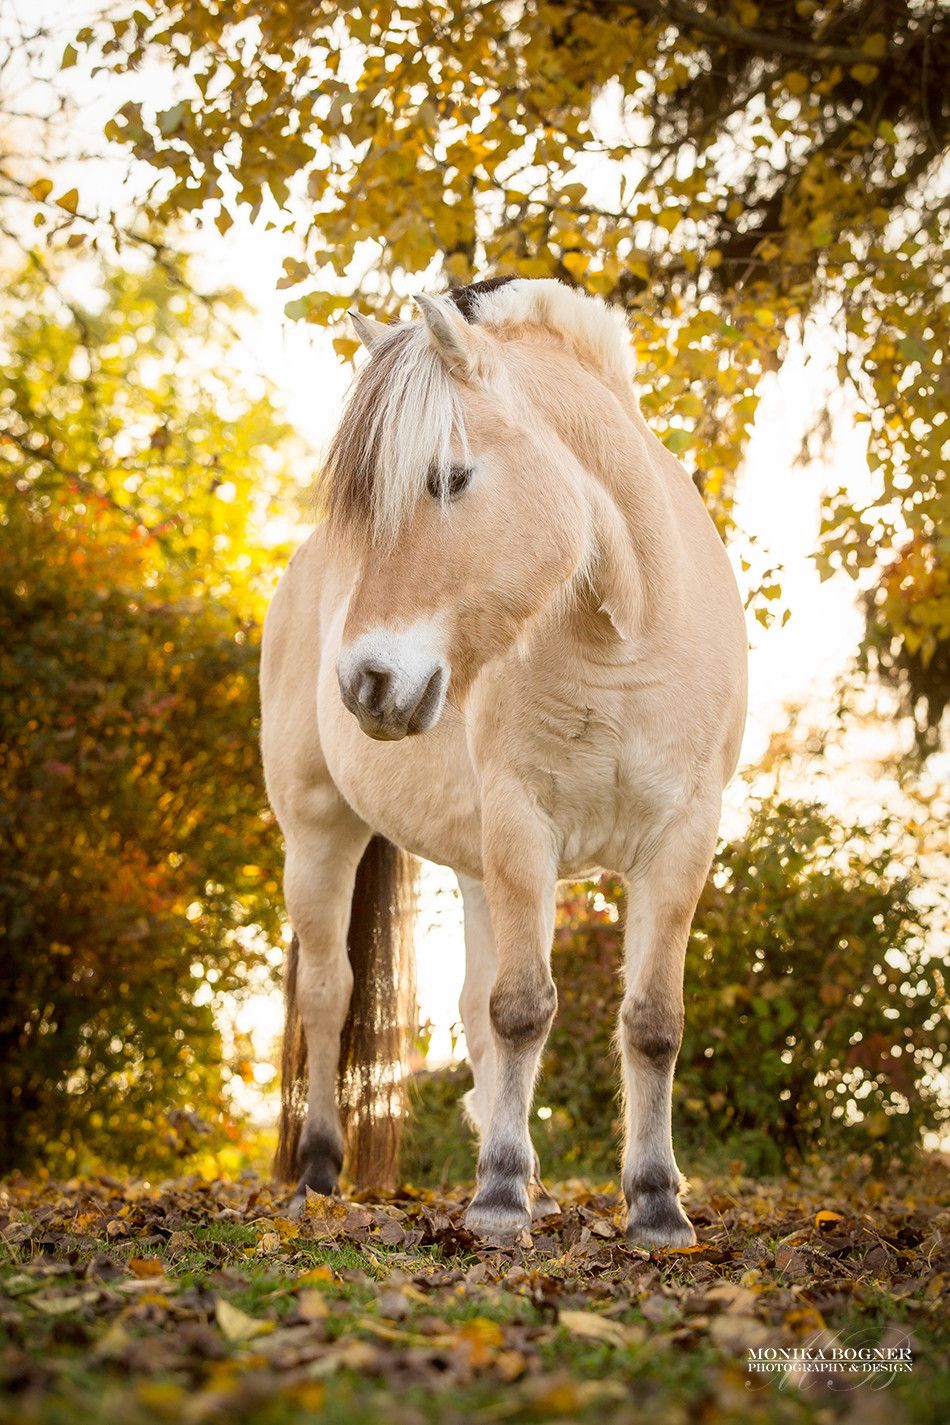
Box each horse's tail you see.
[274,834,418,1191]
[274,930,307,1185]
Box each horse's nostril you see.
[356,664,391,715]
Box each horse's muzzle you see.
[338,657,449,741]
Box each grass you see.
[0,1162,947,1425]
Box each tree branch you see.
[624,0,885,66]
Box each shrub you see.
[540,799,947,1174]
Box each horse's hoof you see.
[465,1189,532,1242]
[529,1176,561,1221]
[626,1196,696,1250]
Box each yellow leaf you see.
[128,1257,163,1278]
[559,1309,641,1347]
[657,209,680,233]
[815,1209,845,1229]
[214,1297,274,1342]
[850,63,878,85]
[561,250,589,278]
[55,188,79,214]
[862,33,888,59]
[295,1265,335,1287]
[784,71,809,96]
[297,1289,329,1321]
[93,1321,132,1360]
[29,178,53,201]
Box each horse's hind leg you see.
[282,789,370,1204]
[457,875,498,1141]
[620,800,720,1248]
[458,874,559,1220]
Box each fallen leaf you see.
[93,1321,133,1360]
[709,1313,772,1350]
[705,1282,760,1314]
[214,1297,274,1342]
[31,1291,98,1315]
[306,1339,379,1376]
[377,1287,410,1320]
[559,1308,638,1347]
[128,1258,164,1278]
[297,1289,329,1321]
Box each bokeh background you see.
[1,0,947,1186]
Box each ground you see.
[1,1165,947,1425]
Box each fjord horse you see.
[261,277,747,1245]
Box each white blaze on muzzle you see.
[336,619,450,741]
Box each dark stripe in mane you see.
[321,277,513,540]
[449,274,517,323]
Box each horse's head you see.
[326,286,595,741]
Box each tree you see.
[0,260,297,1172]
[67,0,950,741]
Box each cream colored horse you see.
[261,276,747,1246]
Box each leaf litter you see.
[0,1163,946,1423]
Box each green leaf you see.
[158,103,186,137]
[664,429,694,455]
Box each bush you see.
[0,263,292,1174]
[542,799,947,1174]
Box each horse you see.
[260,276,747,1247]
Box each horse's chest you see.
[528,718,688,877]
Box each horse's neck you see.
[605,414,681,609]
[554,386,683,647]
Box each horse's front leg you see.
[282,797,370,1207]
[621,804,719,1248]
[464,785,557,1240]
[458,873,559,1221]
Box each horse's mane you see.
[321,277,631,544]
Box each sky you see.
[6,0,940,1083]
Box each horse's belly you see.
[318,653,483,876]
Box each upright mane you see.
[321,277,632,544]
[459,277,634,391]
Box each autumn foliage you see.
[0,265,294,1173]
[71,0,950,733]
[0,3,946,1187]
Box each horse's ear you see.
[413,293,474,375]
[348,310,389,351]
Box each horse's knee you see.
[620,996,683,1069]
[489,974,556,1050]
[295,943,353,1019]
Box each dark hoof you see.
[626,1193,695,1249]
[289,1130,342,1211]
[465,1183,532,1241]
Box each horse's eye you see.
[426,464,472,501]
